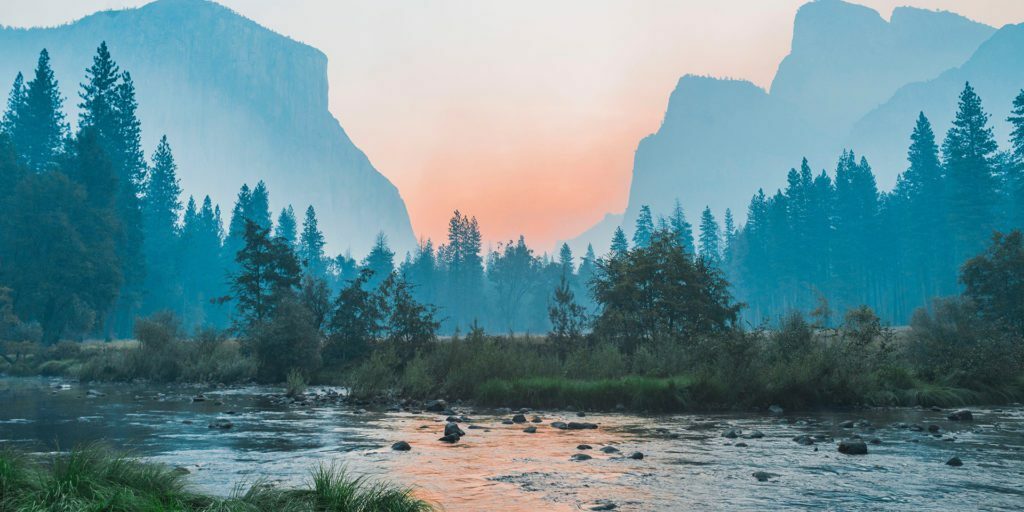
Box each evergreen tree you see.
[14,50,67,171]
[140,135,182,313]
[901,112,951,300]
[558,243,574,276]
[439,210,484,331]
[1,73,26,137]
[298,205,326,276]
[1005,90,1024,229]
[698,206,721,265]
[577,244,597,286]
[943,82,998,261]
[632,205,655,248]
[362,232,395,290]
[722,208,736,264]
[247,180,272,231]
[669,199,695,254]
[274,206,297,249]
[231,221,301,331]
[610,227,628,257]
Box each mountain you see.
[569,0,994,256]
[849,22,1024,189]
[0,0,415,256]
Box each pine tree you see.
[610,226,628,256]
[232,221,301,331]
[943,82,998,261]
[298,205,326,276]
[140,135,182,313]
[363,232,395,290]
[633,205,654,248]
[722,208,736,264]
[558,243,574,276]
[901,112,951,299]
[698,206,721,265]
[1005,91,1024,229]
[669,199,695,254]
[1,73,26,137]
[274,206,297,248]
[247,180,272,231]
[15,50,67,171]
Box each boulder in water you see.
[444,422,465,438]
[208,419,233,429]
[391,441,411,451]
[838,439,868,455]
[947,410,973,421]
[629,451,644,460]
[512,414,527,423]
[571,453,592,461]
[946,456,963,466]
[568,422,598,430]
[424,399,447,412]
[752,471,778,482]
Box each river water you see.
[1,377,1022,511]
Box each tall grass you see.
[0,446,432,512]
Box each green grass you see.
[0,446,432,512]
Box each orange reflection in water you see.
[370,412,651,511]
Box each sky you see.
[3,0,1024,250]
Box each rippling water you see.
[1,377,1022,511]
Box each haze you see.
[4,0,1024,249]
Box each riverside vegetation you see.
[4,228,1023,412]
[0,446,431,512]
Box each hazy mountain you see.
[850,22,1024,190]
[0,0,415,255]
[569,0,993,256]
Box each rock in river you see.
[752,471,778,482]
[578,444,592,450]
[444,422,466,438]
[721,428,740,439]
[551,421,569,430]
[629,452,644,460]
[392,441,411,451]
[948,410,973,421]
[523,426,537,433]
[571,453,592,461]
[512,414,527,423]
[600,446,620,454]
[424,399,447,412]
[838,439,868,455]
[568,422,598,430]
[947,456,963,467]
[208,419,233,429]
[439,434,460,443]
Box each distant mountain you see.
[850,22,1024,189]
[0,0,415,255]
[569,0,994,256]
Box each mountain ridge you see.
[0,0,416,256]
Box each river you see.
[1,377,1022,511]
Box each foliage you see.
[591,229,739,353]
[960,230,1024,336]
[0,446,431,512]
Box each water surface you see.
[1,377,1022,510]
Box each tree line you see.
[1,43,1023,348]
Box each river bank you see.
[2,377,1023,511]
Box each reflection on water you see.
[1,377,1023,511]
